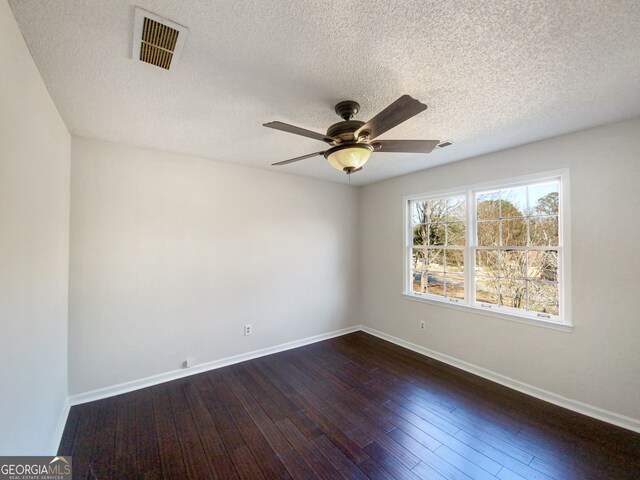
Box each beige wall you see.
[68,137,360,394]
[360,117,640,420]
[0,0,70,454]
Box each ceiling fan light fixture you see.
[324,143,373,172]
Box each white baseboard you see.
[51,396,70,454]
[68,325,361,406]
[361,325,640,434]
[60,323,639,446]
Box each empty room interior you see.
[2,0,640,478]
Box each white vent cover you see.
[132,7,188,70]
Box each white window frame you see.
[402,169,572,331]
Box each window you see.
[405,171,570,328]
[410,194,466,301]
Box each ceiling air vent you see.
[132,7,188,70]
[438,141,453,148]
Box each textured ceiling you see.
[8,0,640,186]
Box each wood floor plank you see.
[284,359,420,470]
[271,358,374,448]
[229,444,267,480]
[386,426,474,480]
[452,429,536,473]
[311,435,369,480]
[434,444,500,480]
[392,419,443,452]
[172,409,215,479]
[207,370,293,479]
[58,331,640,479]
[411,461,450,480]
[182,381,239,480]
[151,384,189,479]
[222,369,318,479]
[275,417,343,480]
[363,441,424,480]
[169,380,220,479]
[496,467,530,480]
[113,394,138,479]
[87,398,116,479]
[260,355,374,466]
[294,352,398,434]
[454,428,534,465]
[354,457,397,480]
[69,402,100,479]
[194,375,246,452]
[134,390,163,479]
[237,361,301,421]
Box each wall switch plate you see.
[244,324,253,336]
[419,320,426,331]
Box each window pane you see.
[413,224,428,246]
[529,183,558,216]
[427,273,445,296]
[477,191,500,219]
[476,250,499,276]
[501,218,527,246]
[447,222,466,245]
[411,248,427,272]
[411,271,426,293]
[427,199,447,223]
[427,248,444,271]
[529,216,558,246]
[445,249,464,272]
[477,220,499,246]
[446,274,465,299]
[446,196,466,222]
[412,201,429,224]
[529,281,559,315]
[528,250,558,281]
[500,278,527,309]
[500,187,527,218]
[429,223,446,245]
[500,250,526,279]
[476,277,499,305]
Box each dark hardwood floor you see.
[59,331,640,479]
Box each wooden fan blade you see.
[372,139,440,153]
[356,95,427,140]
[271,151,325,166]
[264,121,333,143]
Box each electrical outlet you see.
[419,320,426,331]
[183,357,195,368]
[244,324,253,336]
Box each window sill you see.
[400,293,573,332]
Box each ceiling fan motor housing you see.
[326,120,365,143]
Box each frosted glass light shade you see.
[325,144,373,171]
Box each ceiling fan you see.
[264,95,441,175]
